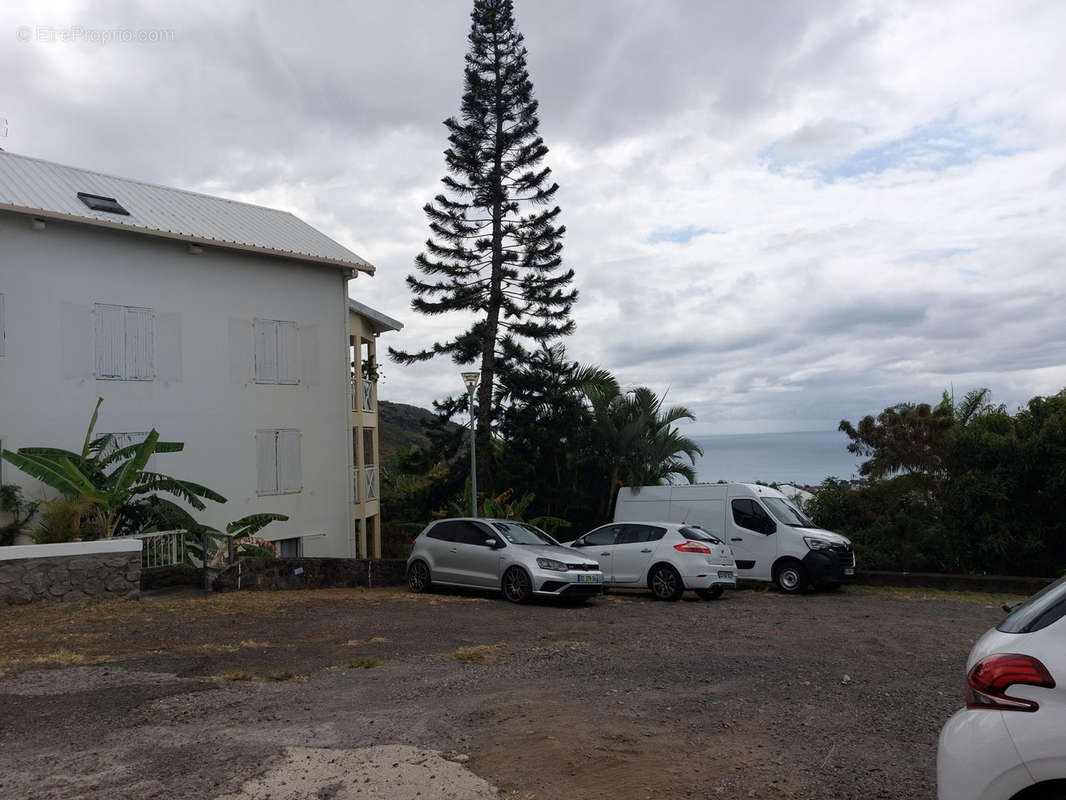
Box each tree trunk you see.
[475,24,507,496]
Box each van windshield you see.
[761,498,815,528]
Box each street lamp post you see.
[461,371,480,517]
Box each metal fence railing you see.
[135,529,235,588]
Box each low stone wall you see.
[0,540,142,605]
[213,557,407,592]
[140,563,202,591]
[851,569,1053,595]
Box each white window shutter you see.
[276,321,299,384]
[0,293,5,356]
[94,304,125,378]
[253,319,278,383]
[125,307,153,380]
[256,430,278,494]
[277,430,302,492]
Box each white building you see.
[0,150,395,558]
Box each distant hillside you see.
[378,400,459,465]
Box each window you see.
[254,318,299,384]
[679,525,722,544]
[94,304,154,380]
[427,521,460,542]
[277,538,301,558]
[452,522,497,547]
[582,526,621,547]
[731,499,776,535]
[998,576,1066,634]
[256,429,302,494]
[0,292,5,356]
[77,192,129,215]
[617,525,666,545]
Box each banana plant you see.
[1,398,227,539]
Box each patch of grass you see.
[239,640,270,648]
[265,670,305,682]
[323,665,341,673]
[369,636,389,643]
[451,644,509,664]
[200,643,239,653]
[847,584,1027,606]
[342,639,364,647]
[348,656,385,669]
[217,671,256,682]
[31,649,90,666]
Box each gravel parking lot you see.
[0,584,1013,799]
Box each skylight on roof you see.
[77,192,129,216]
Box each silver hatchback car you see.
[407,518,605,603]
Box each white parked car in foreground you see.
[567,522,736,601]
[937,575,1066,800]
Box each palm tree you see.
[1,398,226,538]
[589,385,703,517]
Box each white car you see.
[937,575,1066,800]
[567,522,736,601]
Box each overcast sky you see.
[3,0,1065,434]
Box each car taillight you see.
[410,539,417,554]
[674,540,711,554]
[966,653,1055,712]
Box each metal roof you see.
[0,150,373,274]
[348,297,403,333]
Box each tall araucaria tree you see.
[390,0,576,493]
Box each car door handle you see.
[449,547,457,552]
[600,552,611,556]
[640,548,652,553]
[730,538,742,542]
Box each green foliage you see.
[814,389,1066,577]
[32,496,97,544]
[1,397,227,539]
[0,485,39,546]
[383,345,703,539]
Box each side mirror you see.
[484,538,501,548]
[571,539,583,547]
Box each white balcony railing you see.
[352,466,359,503]
[363,465,378,501]
[350,379,376,412]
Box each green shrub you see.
[33,497,98,543]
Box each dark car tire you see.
[407,561,432,594]
[502,567,534,604]
[773,560,808,594]
[648,564,684,601]
[696,585,724,601]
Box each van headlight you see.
[804,537,831,551]
[536,558,568,571]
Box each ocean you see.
[690,430,862,487]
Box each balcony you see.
[352,465,379,504]
[350,378,376,412]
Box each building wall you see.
[0,211,354,557]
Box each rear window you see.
[997,576,1066,634]
[679,526,722,544]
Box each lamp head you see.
[461,371,480,390]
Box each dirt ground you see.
[0,584,1015,800]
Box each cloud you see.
[2,0,1065,434]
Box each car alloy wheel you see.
[649,565,683,601]
[408,561,430,594]
[503,567,533,603]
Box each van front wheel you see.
[774,560,807,594]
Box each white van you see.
[614,483,855,594]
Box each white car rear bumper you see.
[937,708,1034,800]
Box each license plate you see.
[717,571,733,579]
[578,574,602,583]
[844,568,854,576]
